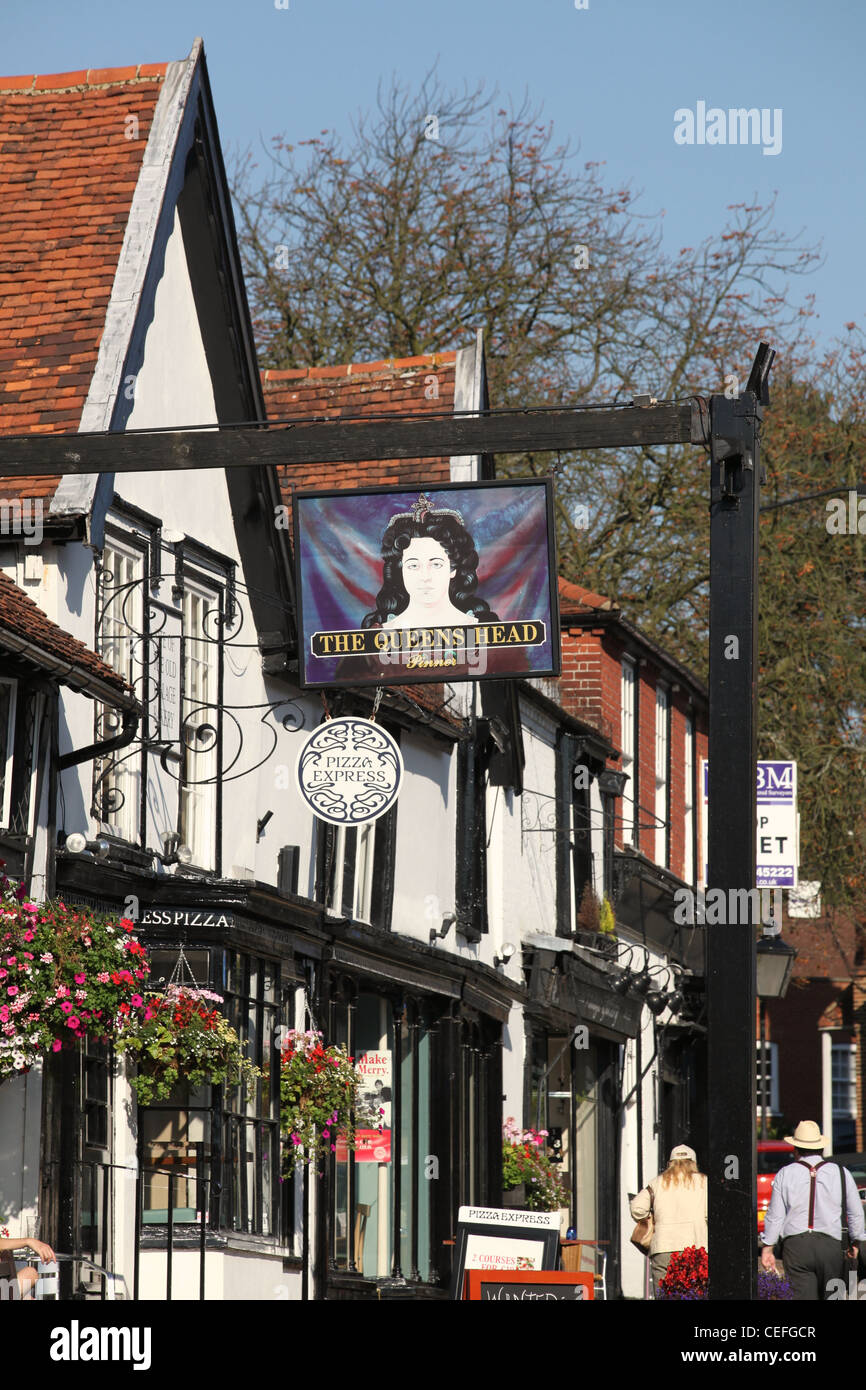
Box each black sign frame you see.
[293,477,561,690]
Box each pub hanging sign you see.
[293,478,561,689]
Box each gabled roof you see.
[0,62,168,501]
[0,570,134,706]
[262,353,462,528]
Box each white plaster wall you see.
[252,684,321,895]
[390,733,455,942]
[502,1003,526,1128]
[137,1249,300,1301]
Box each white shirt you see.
[762,1157,866,1246]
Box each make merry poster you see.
[293,478,561,689]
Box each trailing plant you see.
[279,1029,359,1172]
[0,872,151,1080]
[116,985,261,1106]
[758,1270,794,1300]
[502,1117,569,1212]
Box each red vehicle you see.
[757,1139,796,1235]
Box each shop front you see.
[318,929,514,1299]
[523,941,642,1297]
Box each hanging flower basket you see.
[116,984,262,1107]
[0,873,151,1081]
[279,1029,359,1172]
[502,1118,569,1212]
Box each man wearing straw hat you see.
[760,1120,865,1300]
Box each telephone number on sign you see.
[757,866,794,880]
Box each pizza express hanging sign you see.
[293,479,561,689]
[295,717,403,826]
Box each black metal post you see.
[707,346,773,1301]
[166,1171,174,1302]
[391,999,403,1279]
[759,1001,769,1141]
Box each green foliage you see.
[502,1118,569,1212]
[279,1030,359,1172]
[0,879,150,1080]
[116,986,261,1107]
[599,897,616,938]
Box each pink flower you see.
[96,972,110,984]
[67,1016,80,1029]
[60,1001,73,1015]
[51,1039,62,1052]
[0,970,6,980]
[74,973,86,985]
[55,984,70,998]
[22,930,34,942]
[6,986,17,997]
[0,1007,7,1022]
[131,994,143,1008]
[39,953,53,964]
[82,937,91,947]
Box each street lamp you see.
[756,920,797,1140]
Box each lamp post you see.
[756,921,798,1140]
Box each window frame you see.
[620,658,637,847]
[654,683,670,868]
[95,524,150,845]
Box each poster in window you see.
[294,479,561,689]
[335,1048,392,1163]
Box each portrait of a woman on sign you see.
[294,481,559,689]
[362,494,499,630]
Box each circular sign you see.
[295,717,403,825]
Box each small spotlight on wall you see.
[429,913,456,945]
[63,832,110,860]
[493,942,516,969]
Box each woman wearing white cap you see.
[630,1144,708,1297]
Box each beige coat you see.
[630,1172,708,1255]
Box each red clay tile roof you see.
[263,354,458,528]
[558,576,616,614]
[0,63,167,502]
[0,570,133,701]
[265,355,468,730]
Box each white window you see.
[328,823,376,923]
[684,712,695,884]
[179,581,219,871]
[831,1043,857,1118]
[620,659,636,846]
[756,1040,779,1114]
[96,540,143,843]
[654,685,669,867]
[0,678,17,829]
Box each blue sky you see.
[2,0,862,363]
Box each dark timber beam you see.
[0,401,703,478]
[706,343,773,1301]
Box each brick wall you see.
[555,620,708,876]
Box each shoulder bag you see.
[836,1162,859,1280]
[630,1184,654,1256]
